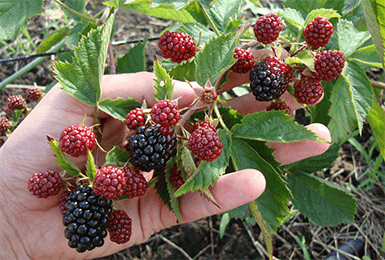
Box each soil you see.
[1,2,385,260]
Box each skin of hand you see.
[0,70,330,259]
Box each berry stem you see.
[108,41,116,74]
[290,45,307,57]
[198,3,221,36]
[213,102,230,133]
[54,0,97,23]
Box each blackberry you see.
[253,13,283,44]
[314,50,345,81]
[231,48,254,74]
[151,99,180,127]
[0,116,11,136]
[158,31,196,63]
[266,101,292,116]
[249,57,291,101]
[108,209,132,244]
[188,127,223,162]
[26,87,44,102]
[122,167,147,198]
[6,95,27,111]
[294,76,324,105]
[303,16,333,49]
[59,125,97,157]
[63,185,112,253]
[127,124,176,172]
[170,163,184,188]
[126,108,145,130]
[28,170,63,198]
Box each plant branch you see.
[370,80,385,90]
[213,103,230,133]
[0,39,66,90]
[108,41,116,74]
[54,0,97,23]
[198,2,220,36]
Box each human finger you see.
[266,123,331,165]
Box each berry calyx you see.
[108,209,132,244]
[93,166,126,199]
[249,57,292,101]
[151,99,180,127]
[122,166,147,198]
[63,185,112,252]
[6,95,27,111]
[294,76,324,105]
[231,47,254,74]
[303,16,333,49]
[126,108,145,130]
[26,87,44,102]
[0,116,11,136]
[193,121,217,132]
[253,13,283,44]
[28,170,63,198]
[313,50,345,81]
[266,101,292,116]
[59,125,97,157]
[158,31,196,63]
[188,126,223,162]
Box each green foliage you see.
[116,39,147,74]
[104,146,130,166]
[368,102,385,161]
[287,172,357,226]
[98,97,141,121]
[153,59,174,101]
[86,149,97,181]
[0,0,43,40]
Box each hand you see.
[0,71,330,259]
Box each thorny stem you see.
[54,0,97,23]
[108,42,116,74]
[290,45,307,57]
[198,2,221,36]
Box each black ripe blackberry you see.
[62,185,112,253]
[127,124,176,172]
[249,57,291,101]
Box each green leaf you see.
[231,110,324,143]
[37,28,69,54]
[98,97,141,121]
[151,0,192,11]
[328,61,374,143]
[195,33,237,86]
[230,137,291,234]
[0,0,43,40]
[337,18,371,57]
[119,0,195,23]
[116,38,147,74]
[285,50,314,70]
[169,59,196,81]
[304,8,341,26]
[288,172,357,226]
[174,129,231,196]
[284,143,340,173]
[367,102,385,161]
[207,0,241,32]
[283,0,345,19]
[54,14,115,106]
[86,149,97,181]
[178,22,216,44]
[279,8,305,31]
[153,58,174,101]
[349,45,384,69]
[104,146,130,166]
[154,168,172,211]
[361,0,385,67]
[46,135,81,176]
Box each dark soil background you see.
[1,1,385,259]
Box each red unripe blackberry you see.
[193,121,217,132]
[253,13,283,44]
[128,124,176,172]
[158,31,196,63]
[170,163,184,188]
[303,16,333,49]
[126,108,145,130]
[122,167,147,198]
[294,76,324,105]
[188,127,223,162]
[59,125,97,157]
[63,185,112,253]
[266,101,292,116]
[249,57,292,101]
[314,50,345,81]
[28,170,63,198]
[0,116,11,136]
[6,95,27,111]
[151,99,180,127]
[59,190,70,214]
[26,87,44,102]
[93,166,126,199]
[108,209,132,244]
[231,48,254,74]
